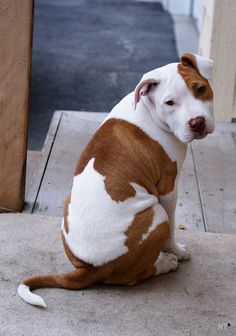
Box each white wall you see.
[192,0,204,31]
[162,0,192,15]
[161,0,203,32]
[199,0,236,121]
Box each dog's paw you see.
[170,243,191,261]
[155,252,178,275]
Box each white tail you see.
[17,267,97,307]
[17,284,46,308]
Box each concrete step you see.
[1,213,235,335]
[26,151,42,197]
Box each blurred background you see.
[2,0,235,212]
[28,0,202,150]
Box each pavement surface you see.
[0,213,236,336]
[29,0,178,149]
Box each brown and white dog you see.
[18,53,214,307]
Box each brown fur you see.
[23,268,99,291]
[21,119,176,293]
[75,118,177,199]
[101,221,169,285]
[178,53,213,101]
[125,207,154,250]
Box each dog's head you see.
[134,53,215,143]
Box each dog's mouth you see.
[191,125,214,140]
[173,120,215,144]
[181,126,214,143]
[192,130,207,140]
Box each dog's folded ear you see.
[134,78,159,109]
[180,53,214,80]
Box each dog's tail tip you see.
[17,284,46,308]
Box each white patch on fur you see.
[193,54,214,80]
[169,242,191,261]
[155,252,178,275]
[17,284,46,308]
[63,158,162,266]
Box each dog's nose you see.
[189,116,205,133]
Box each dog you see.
[18,53,214,307]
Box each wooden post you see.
[0,0,34,212]
[199,0,236,121]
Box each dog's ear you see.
[134,78,159,109]
[180,53,214,80]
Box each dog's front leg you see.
[160,188,191,261]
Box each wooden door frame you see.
[0,0,34,212]
[199,0,236,121]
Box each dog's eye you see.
[165,100,175,106]
[196,85,206,95]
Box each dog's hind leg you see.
[117,252,178,286]
[116,251,178,286]
[125,265,157,286]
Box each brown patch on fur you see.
[63,195,71,233]
[125,206,154,250]
[22,267,99,291]
[181,53,200,72]
[75,119,177,200]
[178,53,213,101]
[102,220,169,285]
[125,265,157,286]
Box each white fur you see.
[106,90,187,171]
[155,252,178,275]
[160,189,178,237]
[17,284,46,308]
[138,63,214,144]
[194,54,214,80]
[107,62,214,162]
[64,58,214,266]
[62,158,167,266]
[105,60,214,258]
[169,243,191,261]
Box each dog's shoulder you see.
[74,116,177,198]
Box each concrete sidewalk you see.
[1,213,235,335]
